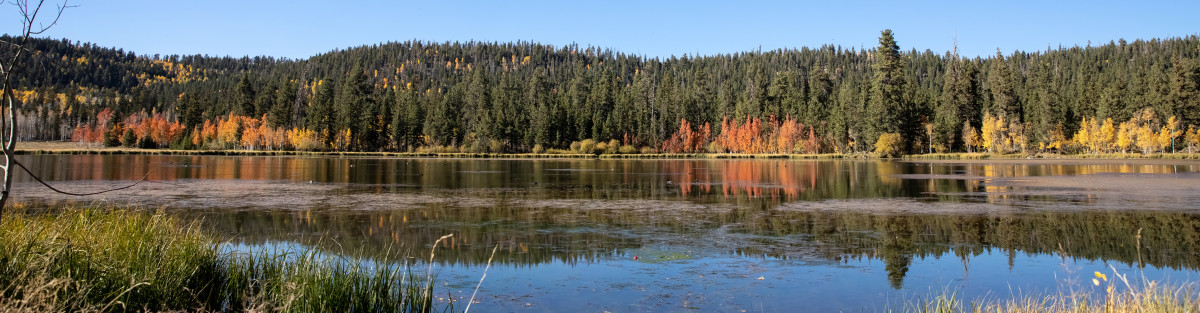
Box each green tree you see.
[806,69,834,129]
[233,74,256,116]
[307,79,336,144]
[427,85,463,147]
[1170,54,1200,127]
[336,63,373,150]
[866,29,911,150]
[268,79,296,128]
[255,80,278,118]
[989,50,1020,120]
[935,47,977,151]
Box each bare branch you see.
[29,0,73,36]
[12,158,156,196]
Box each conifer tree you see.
[233,74,256,116]
[867,29,911,149]
[337,63,372,149]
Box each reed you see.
[905,280,1198,313]
[0,206,454,313]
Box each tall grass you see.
[906,285,1199,312]
[0,206,452,312]
[904,270,1199,313]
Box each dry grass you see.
[905,271,1199,313]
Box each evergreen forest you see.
[4,30,1200,155]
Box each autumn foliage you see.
[72,109,185,148]
[710,115,822,154]
[660,119,711,153]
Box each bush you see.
[705,142,724,153]
[605,140,620,154]
[531,144,545,154]
[488,139,505,153]
[639,146,658,154]
[874,132,904,158]
[578,139,597,154]
[618,145,637,154]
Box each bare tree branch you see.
[12,158,156,196]
[1,0,71,221]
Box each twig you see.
[424,234,453,305]
[464,244,500,313]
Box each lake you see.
[12,155,1200,312]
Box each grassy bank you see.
[907,281,1199,313]
[0,206,451,312]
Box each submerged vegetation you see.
[0,205,453,312]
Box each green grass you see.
[0,206,452,312]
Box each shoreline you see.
[14,141,1200,160]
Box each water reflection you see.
[12,155,1200,300]
[184,202,1200,290]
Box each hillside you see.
[4,32,1200,154]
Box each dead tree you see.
[0,0,71,220]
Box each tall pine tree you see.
[866,29,912,150]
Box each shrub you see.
[531,144,545,154]
[594,141,608,154]
[618,145,637,154]
[874,132,904,158]
[705,142,724,153]
[578,139,597,154]
[488,139,505,153]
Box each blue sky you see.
[7,0,1199,60]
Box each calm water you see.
[13,155,1200,312]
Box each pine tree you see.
[268,79,296,128]
[233,74,256,117]
[867,29,911,150]
[1170,54,1200,127]
[336,63,373,150]
[427,85,463,147]
[989,50,1019,120]
[308,79,336,144]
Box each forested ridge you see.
[4,31,1200,155]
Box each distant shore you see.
[14,141,1200,160]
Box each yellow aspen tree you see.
[962,122,979,153]
[1074,116,1092,153]
[1047,123,1067,152]
[1135,124,1158,154]
[1098,118,1116,153]
[1165,116,1182,152]
[1116,122,1133,154]
[982,112,1006,153]
[1008,121,1028,154]
[1185,125,1200,154]
[1159,126,1173,154]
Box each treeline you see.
[6,31,1200,154]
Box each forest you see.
[4,30,1200,155]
